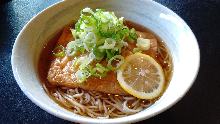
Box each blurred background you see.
[0,0,219,123]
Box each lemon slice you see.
[117,53,165,99]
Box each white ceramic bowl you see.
[11,0,200,123]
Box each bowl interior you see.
[11,0,199,123]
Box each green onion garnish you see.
[64,8,137,82]
[52,45,65,57]
[107,55,124,70]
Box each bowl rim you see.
[11,0,200,123]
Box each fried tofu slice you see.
[48,56,128,95]
[47,27,158,95]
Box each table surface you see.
[0,0,220,123]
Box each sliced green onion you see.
[95,63,109,73]
[66,41,76,56]
[93,47,105,60]
[83,32,96,51]
[91,63,109,78]
[72,58,79,68]
[79,53,95,69]
[81,7,94,15]
[73,56,85,68]
[136,38,151,51]
[75,19,83,32]
[52,45,65,57]
[133,48,142,53]
[107,55,124,70]
[75,69,91,83]
[106,49,119,60]
[106,49,114,60]
[99,38,116,49]
[129,28,138,40]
